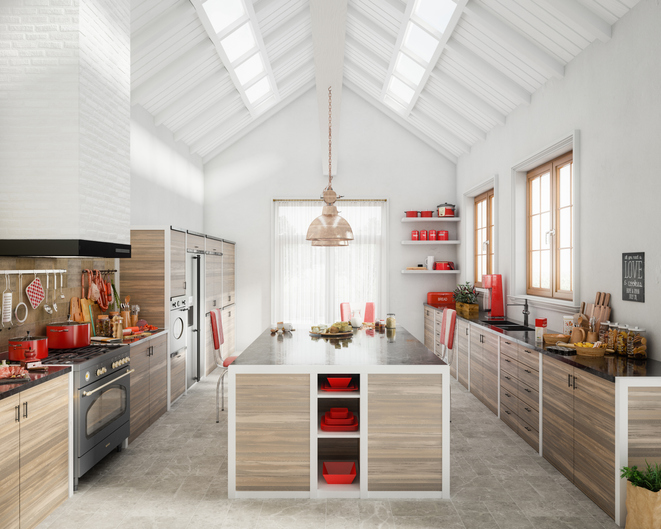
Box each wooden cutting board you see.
[70,297,84,322]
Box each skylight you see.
[394,53,426,85]
[414,0,457,34]
[220,23,256,63]
[388,77,415,104]
[245,77,271,104]
[235,54,265,85]
[403,22,439,63]
[202,0,245,35]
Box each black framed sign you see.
[622,252,645,302]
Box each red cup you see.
[420,230,427,240]
[429,230,437,241]
[411,230,419,241]
[437,230,449,241]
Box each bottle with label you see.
[386,313,396,329]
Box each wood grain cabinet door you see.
[149,335,168,425]
[0,394,20,529]
[204,313,216,377]
[469,327,484,403]
[170,229,186,298]
[222,242,235,307]
[222,306,236,358]
[19,376,69,529]
[424,308,434,351]
[129,341,151,443]
[481,331,499,415]
[457,320,469,389]
[205,254,222,313]
[542,356,574,482]
[573,371,615,519]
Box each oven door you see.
[78,367,132,456]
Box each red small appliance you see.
[434,261,454,270]
[483,274,504,318]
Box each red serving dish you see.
[320,415,359,431]
[329,407,349,419]
[325,411,355,425]
[327,377,351,388]
[321,382,358,392]
[322,462,357,485]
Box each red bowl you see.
[327,377,351,388]
[420,210,433,217]
[322,462,357,484]
[329,407,349,419]
[405,211,419,217]
[324,411,355,425]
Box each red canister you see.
[437,230,449,241]
[8,331,48,361]
[420,230,428,241]
[411,230,419,241]
[429,230,437,241]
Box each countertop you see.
[232,325,445,367]
[0,365,70,401]
[124,329,167,346]
[425,303,661,382]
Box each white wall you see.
[131,105,205,231]
[204,88,456,351]
[456,0,661,359]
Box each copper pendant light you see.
[306,87,354,246]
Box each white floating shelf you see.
[401,217,460,222]
[401,241,460,245]
[318,388,361,398]
[401,270,461,274]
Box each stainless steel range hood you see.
[0,239,131,258]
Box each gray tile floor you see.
[39,371,620,529]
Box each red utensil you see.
[329,407,349,418]
[321,383,358,392]
[327,377,351,388]
[322,462,356,484]
[324,412,355,425]
[320,415,359,431]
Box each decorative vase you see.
[626,481,661,529]
[456,302,479,319]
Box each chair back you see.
[340,302,351,322]
[364,302,375,323]
[210,308,224,353]
[440,308,456,364]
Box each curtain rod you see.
[273,199,387,202]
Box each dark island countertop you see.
[233,325,446,367]
[425,303,661,382]
[0,365,71,401]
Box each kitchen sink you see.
[498,325,534,332]
[481,320,520,326]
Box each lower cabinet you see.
[0,375,69,529]
[542,355,615,518]
[222,305,236,359]
[424,307,435,351]
[170,348,186,404]
[130,335,168,443]
[469,326,498,414]
[456,319,469,389]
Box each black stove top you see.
[43,344,127,365]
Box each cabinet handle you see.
[504,375,511,381]
[504,358,511,363]
[15,405,20,422]
[505,341,511,345]
[466,328,469,335]
[573,375,577,390]
[505,393,511,398]
[23,402,28,419]
[525,407,532,412]
[213,300,216,307]
[183,281,186,289]
[524,426,532,432]
[504,410,511,415]
[524,369,531,374]
[523,388,532,393]
[229,295,231,302]
[568,374,572,387]
[524,349,532,355]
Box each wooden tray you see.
[543,334,570,345]
[575,345,608,357]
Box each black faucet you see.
[507,299,530,327]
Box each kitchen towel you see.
[210,308,224,350]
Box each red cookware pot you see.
[420,210,433,217]
[405,211,419,217]
[47,321,91,349]
[8,331,48,361]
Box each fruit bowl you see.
[327,377,351,388]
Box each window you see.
[527,151,573,299]
[273,200,386,325]
[474,189,494,287]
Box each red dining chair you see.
[210,309,237,423]
[364,302,375,324]
[340,302,351,322]
[439,308,456,420]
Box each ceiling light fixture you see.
[306,87,354,247]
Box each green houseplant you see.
[621,462,661,528]
[453,282,479,319]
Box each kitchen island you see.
[227,325,449,499]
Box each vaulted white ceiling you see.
[131,0,640,164]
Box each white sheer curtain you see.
[273,200,386,326]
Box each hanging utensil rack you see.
[0,269,68,275]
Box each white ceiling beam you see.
[176,93,245,144]
[533,0,611,43]
[429,69,506,126]
[201,80,316,164]
[408,111,471,155]
[347,6,397,50]
[463,0,565,79]
[344,80,458,164]
[416,93,486,143]
[264,10,311,61]
[192,111,253,157]
[310,0,348,176]
[445,37,531,106]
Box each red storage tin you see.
[429,230,437,240]
[411,230,419,241]
[420,230,428,241]
[437,230,449,241]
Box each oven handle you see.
[82,369,134,397]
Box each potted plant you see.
[453,282,479,318]
[621,462,661,528]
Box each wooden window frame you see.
[474,189,494,288]
[526,151,573,300]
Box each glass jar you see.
[627,327,647,359]
[616,324,629,356]
[598,320,610,344]
[386,313,396,329]
[607,322,618,350]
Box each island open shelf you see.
[227,326,450,500]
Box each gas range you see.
[43,343,131,386]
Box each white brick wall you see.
[0,0,130,244]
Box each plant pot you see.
[626,481,661,529]
[456,302,479,319]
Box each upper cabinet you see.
[186,233,205,253]
[170,229,186,298]
[222,242,235,308]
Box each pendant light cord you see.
[327,86,332,191]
